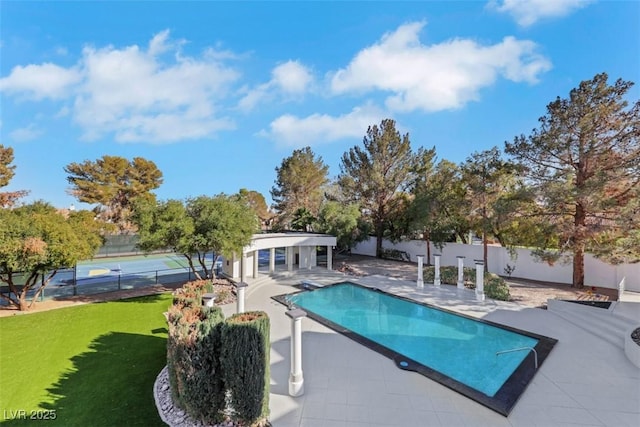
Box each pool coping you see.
[272,281,558,417]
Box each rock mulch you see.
[154,367,270,427]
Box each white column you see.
[457,256,465,289]
[241,253,247,283]
[416,255,424,289]
[236,282,248,313]
[307,246,313,270]
[253,250,259,278]
[475,261,485,301]
[287,247,293,271]
[286,308,307,397]
[269,248,276,273]
[326,246,333,271]
[202,292,216,307]
[433,254,441,287]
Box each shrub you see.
[422,266,510,301]
[172,279,213,309]
[221,311,270,425]
[166,291,226,424]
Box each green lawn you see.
[0,294,172,426]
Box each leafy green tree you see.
[135,194,259,279]
[315,200,370,252]
[0,202,103,310]
[270,147,329,229]
[0,144,28,208]
[65,155,163,233]
[408,159,470,263]
[506,73,640,288]
[338,119,426,257]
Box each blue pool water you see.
[287,282,539,397]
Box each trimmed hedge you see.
[166,303,226,424]
[221,311,271,425]
[166,280,271,425]
[423,266,511,301]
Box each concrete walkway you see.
[235,269,640,427]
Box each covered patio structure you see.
[221,232,337,282]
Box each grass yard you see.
[0,294,172,426]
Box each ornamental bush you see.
[423,266,510,301]
[221,311,271,425]
[172,279,213,309]
[166,304,226,424]
[166,279,226,424]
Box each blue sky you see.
[1,0,639,210]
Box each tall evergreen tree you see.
[270,147,329,229]
[461,147,521,270]
[338,119,425,257]
[506,73,640,288]
[409,159,470,263]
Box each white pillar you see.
[202,292,216,307]
[269,248,276,273]
[241,253,247,283]
[433,254,441,287]
[236,282,248,313]
[475,261,485,301]
[457,256,465,289]
[286,308,307,397]
[287,247,294,272]
[416,255,424,288]
[253,250,259,278]
[326,246,332,270]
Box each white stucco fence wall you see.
[350,238,639,292]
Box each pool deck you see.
[230,269,640,427]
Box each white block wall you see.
[351,238,639,292]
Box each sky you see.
[1,0,639,210]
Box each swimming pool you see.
[274,282,557,416]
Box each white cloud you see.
[9,124,42,142]
[1,30,240,144]
[0,63,81,99]
[330,21,551,113]
[259,103,385,147]
[487,0,594,27]
[238,60,313,111]
[272,61,313,94]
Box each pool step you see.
[548,299,633,348]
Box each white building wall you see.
[351,238,640,291]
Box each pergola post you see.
[416,255,424,289]
[241,253,247,283]
[235,282,248,313]
[269,248,276,273]
[457,256,465,289]
[433,254,441,287]
[475,261,485,301]
[286,308,307,397]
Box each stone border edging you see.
[154,366,172,426]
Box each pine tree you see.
[506,73,640,288]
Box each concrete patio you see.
[228,268,639,427]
